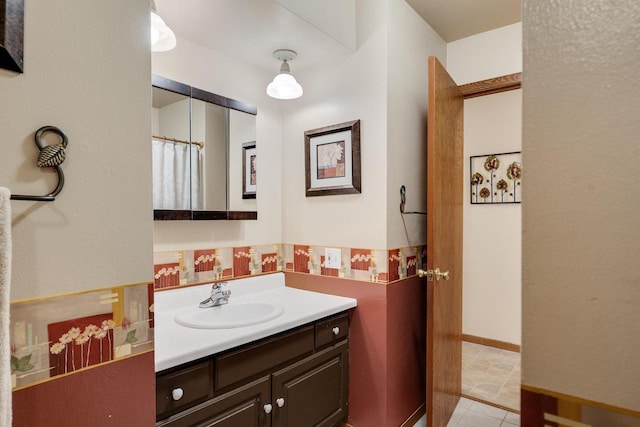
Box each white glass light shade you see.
[266,73,303,100]
[150,11,176,52]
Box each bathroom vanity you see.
[154,274,357,426]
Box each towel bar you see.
[9,126,68,202]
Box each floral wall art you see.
[10,282,153,390]
[305,120,361,197]
[470,151,522,204]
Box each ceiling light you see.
[267,49,303,100]
[150,0,176,52]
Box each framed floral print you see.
[304,120,361,197]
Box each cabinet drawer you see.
[157,361,213,420]
[215,325,314,391]
[157,376,270,427]
[315,312,349,349]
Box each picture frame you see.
[470,151,522,204]
[305,119,361,197]
[242,141,256,199]
[0,0,24,73]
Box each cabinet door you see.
[271,341,348,427]
[157,361,213,420]
[157,376,271,427]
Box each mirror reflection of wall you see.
[196,100,228,212]
[229,109,257,211]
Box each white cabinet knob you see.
[263,404,273,414]
[332,326,340,336]
[171,387,184,401]
[276,397,285,408]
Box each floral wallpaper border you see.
[10,282,154,391]
[154,243,428,289]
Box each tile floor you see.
[413,397,520,427]
[462,341,520,411]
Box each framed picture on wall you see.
[242,141,256,199]
[0,0,24,73]
[304,119,361,197]
[470,151,522,204]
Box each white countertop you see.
[154,273,357,372]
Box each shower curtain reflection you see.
[152,139,203,210]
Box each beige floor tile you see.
[466,358,492,373]
[469,401,508,419]
[504,412,520,426]
[487,365,515,379]
[457,409,503,427]
[462,341,521,412]
[495,391,520,411]
[470,383,501,400]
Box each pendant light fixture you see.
[266,49,303,100]
[150,0,176,52]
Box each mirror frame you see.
[152,75,257,221]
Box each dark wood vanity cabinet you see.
[156,312,350,427]
[271,342,348,427]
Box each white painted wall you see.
[202,103,227,211]
[386,0,446,249]
[280,0,444,250]
[447,23,522,85]
[522,0,640,411]
[447,25,523,345]
[152,37,283,250]
[280,0,389,249]
[463,90,522,345]
[1,0,151,300]
[275,0,356,50]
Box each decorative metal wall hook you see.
[10,126,69,202]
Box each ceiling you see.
[155,0,521,73]
[405,0,521,43]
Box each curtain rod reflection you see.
[152,135,204,149]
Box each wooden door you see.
[426,56,464,427]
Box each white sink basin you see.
[174,301,284,329]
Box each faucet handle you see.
[211,281,228,291]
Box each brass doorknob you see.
[418,268,450,282]
[435,268,450,281]
[418,269,435,281]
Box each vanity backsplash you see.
[154,243,427,290]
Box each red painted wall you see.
[285,272,426,427]
[12,351,155,427]
[521,389,557,427]
[386,276,426,426]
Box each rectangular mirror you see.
[152,84,192,212]
[191,98,227,212]
[229,109,257,212]
[152,75,257,221]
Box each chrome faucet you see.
[199,282,231,308]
